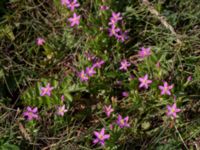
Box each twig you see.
[142,0,182,45]
[175,124,189,150]
[17,122,32,142]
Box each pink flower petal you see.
[100,128,105,135]
[94,131,100,137]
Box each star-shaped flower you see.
[66,0,80,11]
[93,128,110,146]
[57,105,68,116]
[103,105,114,117]
[40,83,54,96]
[139,74,152,89]
[167,103,181,118]
[119,59,131,71]
[159,81,174,95]
[23,107,39,121]
[116,115,130,128]
[108,12,122,26]
[112,12,122,21]
[78,70,88,81]
[108,25,120,37]
[68,13,80,27]
[138,47,151,58]
[86,67,96,77]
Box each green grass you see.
[0,0,200,149]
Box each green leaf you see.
[64,92,73,102]
[0,69,4,79]
[0,143,20,150]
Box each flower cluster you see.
[28,2,185,148]
[108,12,128,42]
[136,47,174,97]
[117,47,173,97]
[23,85,68,121]
[78,54,105,82]
[62,0,81,27]
[93,105,130,146]
[138,74,180,119]
[136,47,181,120]
[138,76,174,95]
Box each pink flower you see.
[66,0,80,11]
[119,59,131,71]
[116,115,130,128]
[78,70,88,81]
[23,107,38,121]
[93,60,105,68]
[159,81,174,95]
[139,74,152,89]
[108,12,122,26]
[57,105,68,116]
[103,105,114,117]
[108,25,120,37]
[112,12,122,21]
[122,91,129,97]
[68,13,80,27]
[36,37,45,46]
[167,103,181,118]
[117,30,129,42]
[86,67,96,77]
[138,47,151,58]
[108,18,117,27]
[40,83,54,96]
[93,128,110,146]
[100,5,109,11]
